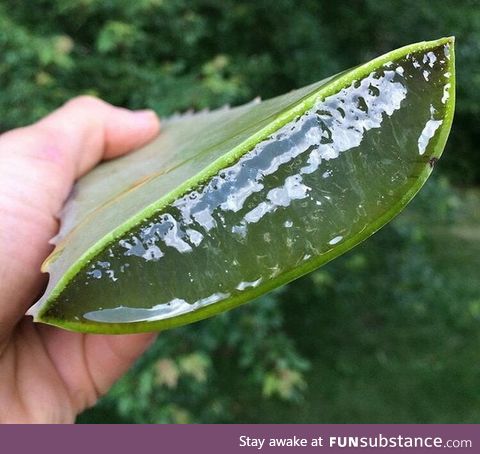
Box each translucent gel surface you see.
[42,45,452,325]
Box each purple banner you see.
[0,424,477,453]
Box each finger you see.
[38,326,156,413]
[0,97,160,336]
[84,334,157,401]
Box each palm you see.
[0,97,159,423]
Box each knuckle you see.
[66,95,105,110]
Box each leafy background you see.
[1,0,479,423]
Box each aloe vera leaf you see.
[28,37,455,334]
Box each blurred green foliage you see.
[2,0,480,182]
[2,0,479,423]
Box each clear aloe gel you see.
[29,38,455,333]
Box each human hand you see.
[0,97,160,423]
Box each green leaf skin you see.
[28,37,455,334]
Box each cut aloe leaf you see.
[28,37,455,334]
